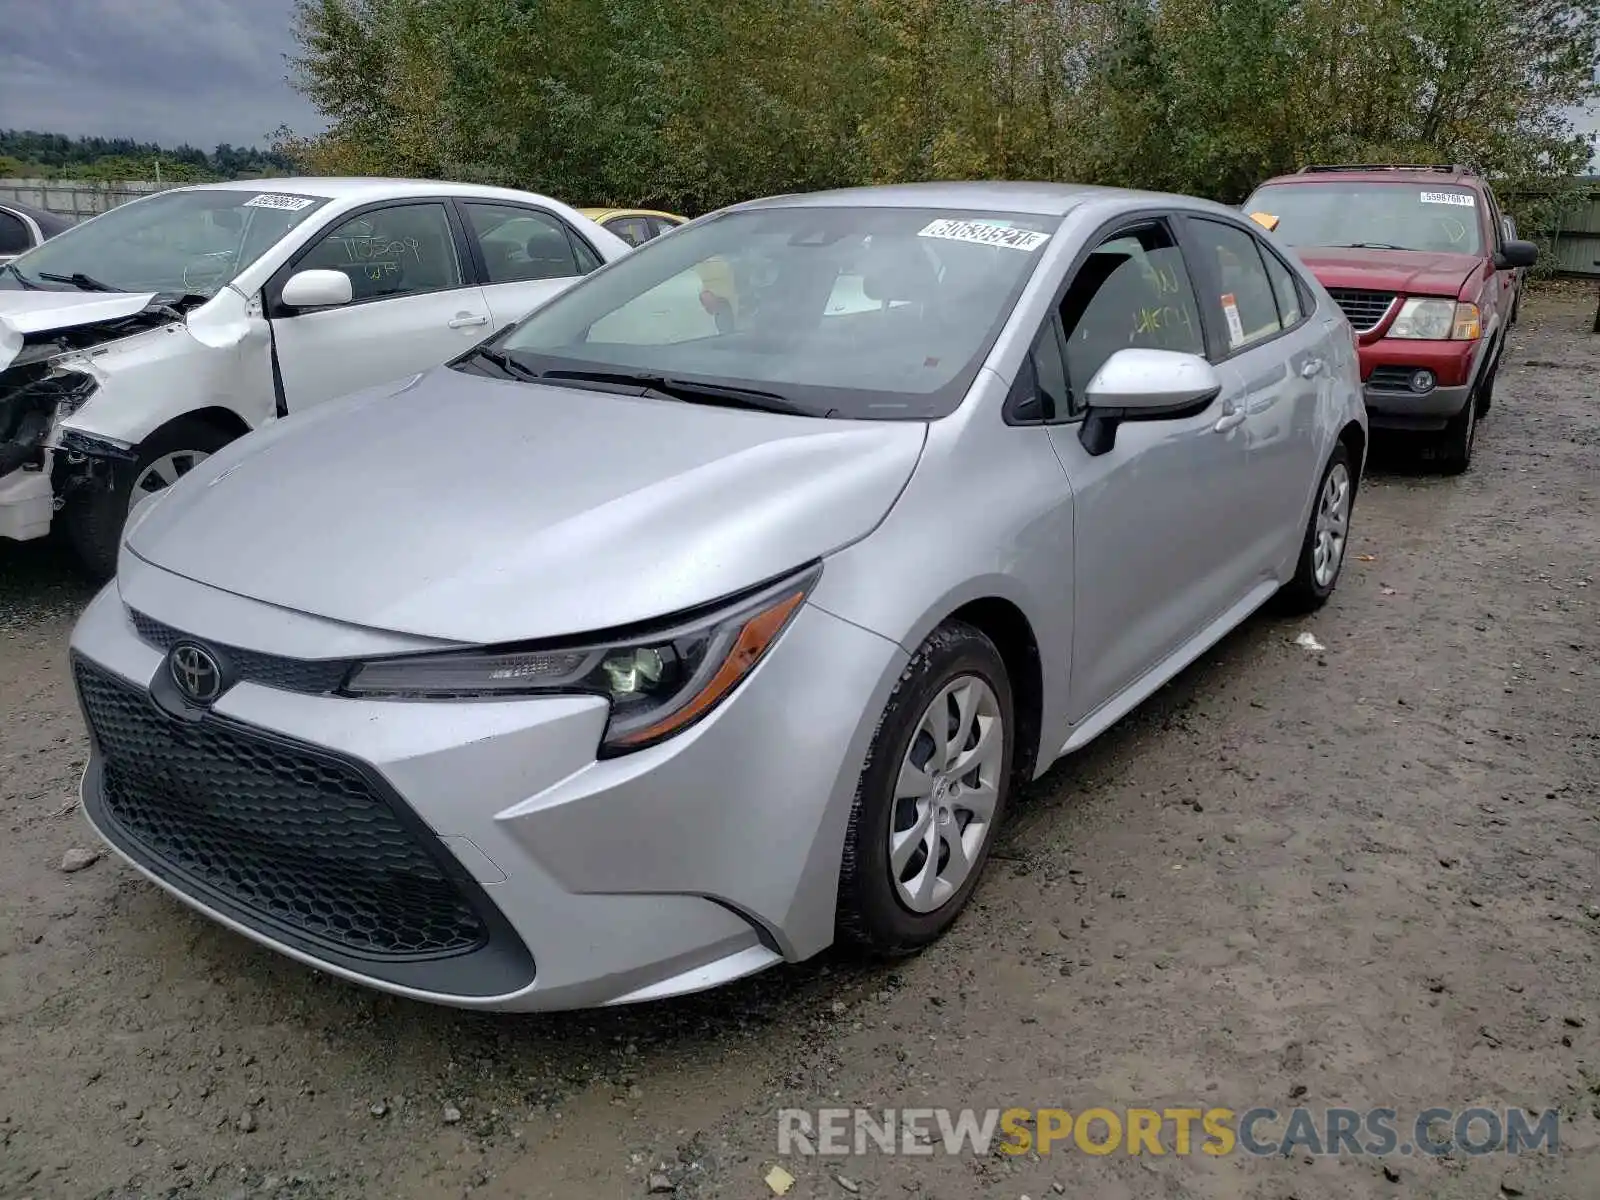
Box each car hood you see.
[127,368,928,644]
[0,288,162,368]
[1290,247,1480,298]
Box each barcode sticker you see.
[1221,293,1245,346]
[243,193,317,212]
[1420,191,1475,207]
[918,219,1050,252]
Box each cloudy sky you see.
[0,0,323,151]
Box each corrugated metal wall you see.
[1503,178,1600,278]
[0,178,169,223]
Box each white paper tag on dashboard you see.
[243,193,317,211]
[919,218,1050,252]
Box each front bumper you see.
[1359,336,1484,431]
[69,562,905,1011]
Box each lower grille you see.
[1328,289,1397,332]
[75,656,487,961]
[1367,365,1429,392]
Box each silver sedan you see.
[70,182,1365,1011]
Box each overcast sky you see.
[0,0,1594,165]
[0,0,323,151]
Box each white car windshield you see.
[1,188,330,296]
[485,205,1060,419]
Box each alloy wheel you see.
[889,675,1004,913]
[130,450,211,511]
[1312,460,1351,588]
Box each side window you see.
[297,203,462,301]
[609,217,652,247]
[0,210,32,256]
[466,204,581,283]
[649,217,682,240]
[571,235,602,273]
[1188,219,1282,353]
[1259,247,1304,328]
[1058,223,1205,404]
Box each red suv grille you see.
[1327,289,1397,332]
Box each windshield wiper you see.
[37,271,121,292]
[1,261,39,289]
[1333,242,1408,251]
[538,368,812,416]
[458,345,542,382]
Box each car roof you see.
[1,198,74,236]
[579,207,684,222]
[163,177,575,206]
[729,180,1208,218]
[1254,166,1485,189]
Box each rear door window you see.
[1186,219,1283,353]
[465,204,589,283]
[0,209,30,256]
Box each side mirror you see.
[1494,240,1538,271]
[281,268,354,309]
[1079,348,1223,456]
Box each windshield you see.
[484,205,1059,419]
[1243,183,1484,255]
[0,188,330,296]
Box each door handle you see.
[1300,358,1324,378]
[448,313,490,329]
[1214,403,1247,434]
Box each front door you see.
[1038,219,1257,722]
[270,200,492,411]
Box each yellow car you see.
[578,207,687,248]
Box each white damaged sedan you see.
[0,178,629,575]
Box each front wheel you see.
[60,417,236,580]
[1276,444,1354,614]
[836,621,1015,955]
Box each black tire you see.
[1434,385,1478,475]
[1276,443,1355,614]
[836,620,1015,955]
[60,417,236,580]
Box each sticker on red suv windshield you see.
[1420,191,1475,207]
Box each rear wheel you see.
[61,417,235,580]
[836,621,1014,955]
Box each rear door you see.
[1180,215,1325,576]
[268,199,492,410]
[1039,217,1259,721]
[458,201,606,329]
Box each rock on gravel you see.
[58,847,101,872]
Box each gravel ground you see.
[1,285,1597,1200]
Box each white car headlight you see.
[342,564,819,755]
[1390,298,1481,341]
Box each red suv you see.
[1241,164,1538,473]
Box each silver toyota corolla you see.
[69,183,1365,1011]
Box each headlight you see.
[1390,298,1480,340]
[342,564,819,754]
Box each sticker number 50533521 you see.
[1420,191,1475,207]
[243,193,317,212]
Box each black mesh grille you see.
[75,657,488,961]
[129,609,351,695]
[1327,289,1397,332]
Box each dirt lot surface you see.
[2,286,1597,1200]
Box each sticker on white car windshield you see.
[1420,191,1475,207]
[918,218,1050,252]
[243,193,317,212]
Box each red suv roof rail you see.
[1296,163,1478,176]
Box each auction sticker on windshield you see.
[243,194,318,212]
[919,219,1050,252]
[1420,191,1475,207]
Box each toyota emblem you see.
[168,643,223,704]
